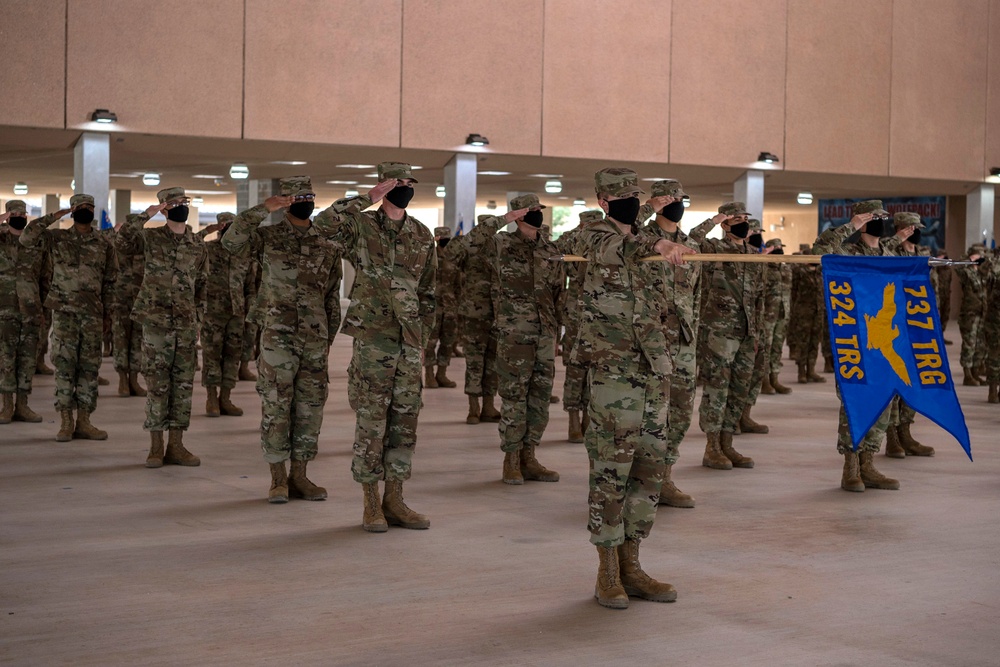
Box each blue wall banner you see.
[818,196,947,253]
[822,255,971,459]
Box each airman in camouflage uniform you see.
[812,200,907,492]
[576,167,693,609]
[690,202,761,471]
[314,162,434,532]
[423,226,460,390]
[238,262,261,382]
[201,212,255,419]
[447,216,501,424]
[956,243,989,386]
[0,201,47,424]
[472,194,563,485]
[224,177,341,502]
[110,218,146,399]
[984,249,1000,402]
[117,187,207,467]
[788,251,826,383]
[760,238,793,395]
[555,209,604,442]
[932,250,953,345]
[738,218,772,435]
[20,194,116,441]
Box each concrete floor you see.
[1,336,998,666]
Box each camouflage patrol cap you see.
[433,226,450,237]
[969,244,986,255]
[279,176,314,196]
[799,243,811,252]
[156,187,186,204]
[4,199,27,213]
[217,212,236,224]
[893,211,925,229]
[852,200,889,216]
[650,179,688,199]
[594,168,645,198]
[70,193,96,207]
[579,210,604,224]
[765,238,783,248]
[719,201,750,216]
[748,218,763,232]
[509,193,546,210]
[377,162,419,184]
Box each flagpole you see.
[550,254,978,266]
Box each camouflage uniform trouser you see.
[242,321,259,363]
[51,310,102,412]
[666,337,696,462]
[561,317,588,412]
[986,305,1000,383]
[769,311,789,374]
[835,384,891,454]
[496,333,555,452]
[587,361,669,548]
[112,305,142,374]
[958,312,983,369]
[462,317,498,398]
[257,329,329,463]
[201,313,244,389]
[142,324,197,432]
[38,307,51,365]
[789,314,822,366]
[821,315,833,367]
[0,310,39,394]
[698,330,756,433]
[889,396,916,427]
[350,331,421,484]
[746,333,769,408]
[423,307,457,369]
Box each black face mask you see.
[864,217,893,238]
[748,233,763,248]
[909,229,922,245]
[437,237,450,248]
[606,197,641,226]
[523,210,543,228]
[728,221,750,239]
[975,256,987,265]
[771,248,784,255]
[72,209,95,225]
[661,201,685,223]
[8,216,27,230]
[385,185,414,209]
[288,201,315,220]
[166,205,189,223]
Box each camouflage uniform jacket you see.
[471,216,563,340]
[202,237,255,320]
[689,219,762,339]
[19,213,115,316]
[314,195,434,348]
[435,243,462,313]
[764,262,792,323]
[790,263,823,320]
[554,227,585,329]
[116,213,207,330]
[222,205,342,343]
[0,225,47,323]
[114,243,145,312]
[642,220,702,346]
[955,260,988,320]
[812,224,895,258]
[570,219,671,375]
[447,232,494,322]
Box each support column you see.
[734,169,765,218]
[443,153,477,234]
[237,178,280,224]
[73,132,110,225]
[110,189,131,226]
[43,194,61,216]
[965,184,996,249]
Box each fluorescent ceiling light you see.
[436,186,447,198]
[345,189,359,197]
[191,174,226,179]
[544,180,562,194]
[13,182,28,195]
[573,198,586,206]
[529,173,563,178]
[192,197,204,206]
[336,164,375,169]
[270,160,307,166]
[142,173,160,186]
[797,192,814,205]
[229,163,250,180]
[478,171,511,176]
[326,180,357,185]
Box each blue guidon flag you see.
[822,255,972,459]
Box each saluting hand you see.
[646,195,674,212]
[368,179,399,204]
[850,212,874,230]
[53,208,72,220]
[144,202,168,218]
[0,211,10,224]
[263,195,293,212]
[711,212,731,226]
[504,208,529,223]
[895,226,915,241]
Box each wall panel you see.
[0,0,66,128]
[985,1,1000,177]
[66,0,243,138]
[541,0,671,163]
[889,0,989,181]
[401,0,543,155]
[669,0,787,168]
[244,0,402,147]
[784,0,892,175]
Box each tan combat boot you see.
[568,410,584,443]
[618,538,677,602]
[823,358,834,374]
[720,431,754,468]
[807,362,826,383]
[797,362,808,384]
[859,450,899,490]
[35,354,54,375]
[962,367,980,386]
[362,482,388,532]
[56,410,74,442]
[73,411,108,440]
[520,444,559,482]
[0,393,13,424]
[702,432,732,470]
[382,479,430,529]
[164,430,200,466]
[550,393,560,404]
[268,461,289,503]
[841,450,864,492]
[760,373,775,395]
[13,392,42,423]
[899,423,934,456]
[219,387,243,417]
[479,394,501,422]
[466,395,481,424]
[434,366,456,388]
[885,426,906,458]
[989,384,999,404]
[288,459,327,500]
[658,464,695,508]
[117,371,130,397]
[594,546,629,609]
[739,406,769,434]
[238,360,257,381]
[146,431,165,468]
[502,449,524,485]
[205,386,221,417]
[128,371,147,397]
[770,372,792,395]
[424,366,438,388]
[98,375,110,386]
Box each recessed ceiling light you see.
[682,199,691,208]
[142,173,160,186]
[436,186,447,198]
[544,180,562,194]
[573,198,586,206]
[270,160,308,166]
[478,171,511,176]
[336,164,376,169]
[486,200,497,210]
[641,177,671,182]
[345,189,359,197]
[191,174,226,179]
[363,173,379,178]
[529,173,563,178]
[557,196,569,200]
[230,163,250,180]
[13,182,28,195]
[326,180,358,185]
[192,197,204,206]
[410,165,423,170]
[797,192,814,205]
